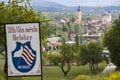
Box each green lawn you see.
[0,56,108,80]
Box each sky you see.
[0,0,120,7]
[45,0,120,7]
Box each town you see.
[45,6,114,51]
[0,0,120,80]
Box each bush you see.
[74,75,91,80]
[103,72,120,80]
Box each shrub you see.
[103,72,120,80]
[74,75,91,80]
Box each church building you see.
[76,6,82,23]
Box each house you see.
[69,32,76,41]
[46,37,61,50]
[82,33,102,42]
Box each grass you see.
[0,55,5,71]
[0,58,108,80]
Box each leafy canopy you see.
[104,15,120,68]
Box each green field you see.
[0,56,108,80]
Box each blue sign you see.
[12,41,36,73]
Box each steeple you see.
[76,6,82,23]
[78,6,81,12]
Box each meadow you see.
[0,54,108,80]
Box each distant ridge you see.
[31,0,70,12]
[31,0,120,12]
[1,0,119,12]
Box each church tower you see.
[76,6,82,23]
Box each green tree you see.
[71,17,76,22]
[79,42,103,74]
[0,1,48,73]
[67,22,74,33]
[74,23,82,34]
[0,1,48,47]
[46,44,74,76]
[46,21,61,37]
[0,1,39,47]
[62,23,68,32]
[60,32,68,44]
[74,34,80,65]
[74,23,83,43]
[104,15,120,68]
[46,51,61,66]
[75,34,80,47]
[59,44,74,76]
[0,26,5,49]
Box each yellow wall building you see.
[76,6,82,23]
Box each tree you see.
[8,0,33,9]
[75,34,80,47]
[0,1,48,73]
[58,44,74,76]
[62,23,68,32]
[60,32,68,44]
[74,23,83,44]
[46,21,61,37]
[71,17,76,22]
[46,51,61,66]
[74,34,81,65]
[104,15,120,68]
[67,22,74,33]
[79,42,103,74]
[0,0,49,47]
[74,23,82,34]
[45,44,74,76]
[0,1,39,46]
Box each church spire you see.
[78,6,81,12]
[76,6,82,23]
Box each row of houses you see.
[45,33,102,51]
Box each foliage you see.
[74,23,82,34]
[104,15,120,68]
[0,0,48,73]
[0,56,107,80]
[45,51,61,66]
[0,2,32,46]
[46,21,62,37]
[74,34,80,64]
[79,42,103,74]
[75,34,80,47]
[0,1,49,47]
[58,44,74,76]
[0,25,5,48]
[44,13,83,42]
[42,45,75,77]
[60,32,69,43]
[67,22,74,33]
[103,72,120,80]
[74,75,91,80]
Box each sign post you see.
[5,23,42,80]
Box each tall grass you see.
[0,56,110,80]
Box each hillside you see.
[1,0,120,13]
[31,0,120,13]
[31,0,71,12]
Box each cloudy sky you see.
[46,0,120,6]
